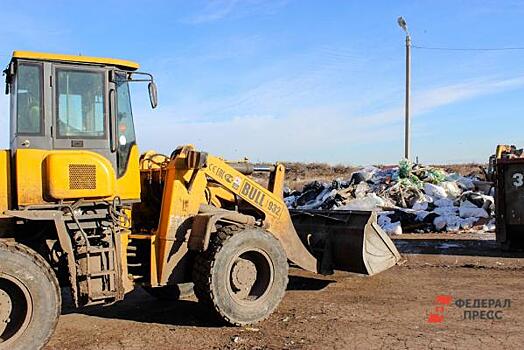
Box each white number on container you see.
[513,173,524,188]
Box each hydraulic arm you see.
[150,146,317,285]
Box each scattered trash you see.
[244,327,260,332]
[231,335,241,343]
[482,219,496,232]
[284,160,494,235]
[459,206,489,219]
[423,183,447,199]
[378,214,403,235]
[336,193,386,211]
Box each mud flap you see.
[290,209,401,276]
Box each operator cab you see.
[2,51,157,206]
[3,51,157,177]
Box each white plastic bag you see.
[440,181,462,199]
[459,206,489,219]
[337,193,385,211]
[482,219,496,232]
[412,200,429,211]
[424,183,448,199]
[434,206,459,216]
[434,198,454,207]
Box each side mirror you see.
[3,63,14,95]
[148,81,158,109]
[3,69,9,95]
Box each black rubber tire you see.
[143,282,194,300]
[0,241,61,350]
[193,226,288,326]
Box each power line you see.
[413,45,524,51]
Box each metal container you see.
[495,158,524,248]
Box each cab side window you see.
[16,63,43,134]
[115,74,136,177]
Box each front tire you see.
[0,241,61,350]
[193,226,288,325]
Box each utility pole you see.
[398,17,411,160]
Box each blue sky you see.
[1,0,524,165]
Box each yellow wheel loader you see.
[0,51,401,349]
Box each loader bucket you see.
[289,209,401,276]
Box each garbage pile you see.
[284,160,495,235]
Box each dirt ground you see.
[45,232,523,350]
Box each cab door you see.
[10,60,52,151]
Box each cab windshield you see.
[56,69,105,138]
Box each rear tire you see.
[143,282,194,300]
[193,226,288,326]
[0,241,61,350]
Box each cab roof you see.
[12,51,140,71]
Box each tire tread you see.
[192,225,288,326]
[0,240,61,349]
